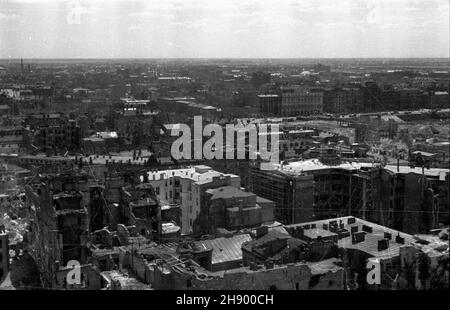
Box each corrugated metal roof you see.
[199,234,252,265]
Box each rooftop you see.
[275,158,378,175]
[384,165,449,177]
[302,228,337,240]
[102,271,152,290]
[145,166,238,184]
[206,186,254,200]
[307,258,343,275]
[287,216,444,260]
[197,234,252,266]
[161,222,181,235]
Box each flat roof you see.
[384,165,449,177]
[145,166,238,184]
[287,216,443,260]
[206,186,254,200]
[303,228,337,240]
[276,158,378,174]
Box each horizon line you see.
[1,57,449,61]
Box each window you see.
[155,187,160,195]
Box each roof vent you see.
[347,217,356,224]
[351,231,365,244]
[362,225,373,233]
[378,239,389,251]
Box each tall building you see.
[250,159,381,225]
[250,164,315,224]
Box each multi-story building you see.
[0,126,23,154]
[379,165,450,234]
[250,164,315,225]
[251,158,450,234]
[204,186,274,232]
[26,114,81,153]
[24,180,90,287]
[280,86,323,116]
[258,94,281,116]
[250,159,382,225]
[321,88,349,114]
[145,165,241,235]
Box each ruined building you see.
[24,179,91,287]
[23,169,162,288]
[0,229,9,282]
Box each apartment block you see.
[145,165,240,235]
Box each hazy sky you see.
[0,0,449,58]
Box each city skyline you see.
[1,0,449,59]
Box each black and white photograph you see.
[0,0,449,298]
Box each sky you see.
[0,0,449,58]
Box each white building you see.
[144,165,240,235]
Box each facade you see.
[251,159,382,224]
[250,165,315,225]
[0,126,24,154]
[280,87,323,116]
[25,182,90,287]
[379,165,450,234]
[26,114,81,153]
[258,94,281,116]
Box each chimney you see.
[395,233,405,244]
